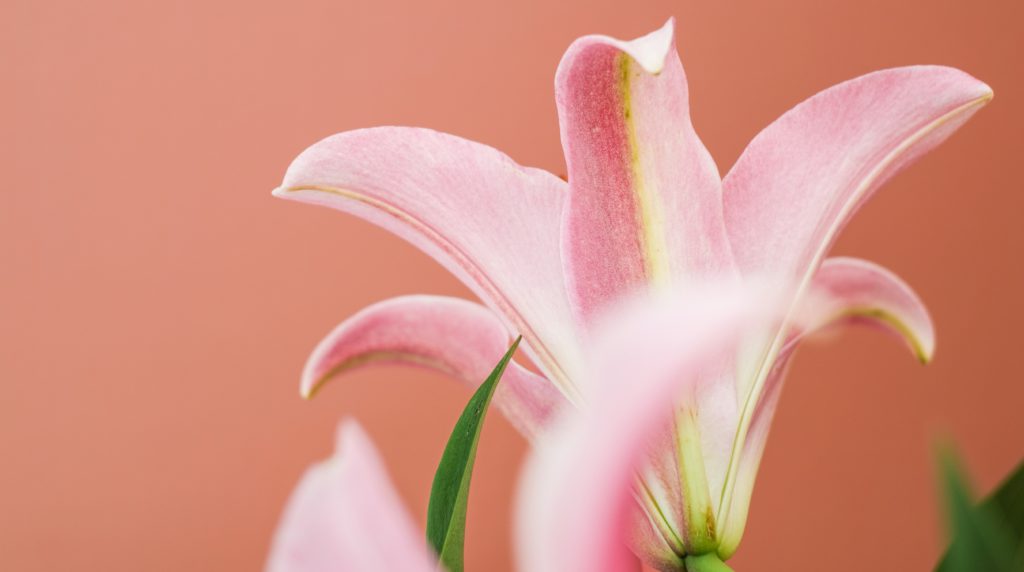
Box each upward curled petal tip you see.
[628,18,676,74]
[558,18,677,78]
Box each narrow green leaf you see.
[426,337,521,572]
[935,446,1020,571]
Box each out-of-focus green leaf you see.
[985,458,1024,547]
[425,337,521,572]
[935,447,1022,571]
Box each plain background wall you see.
[2,0,1022,570]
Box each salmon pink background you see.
[2,1,1022,570]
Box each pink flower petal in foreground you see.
[275,16,991,568]
[518,285,779,572]
[266,421,435,572]
[299,295,564,440]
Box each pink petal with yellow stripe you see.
[556,18,735,327]
[299,295,565,441]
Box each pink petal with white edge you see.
[301,295,565,441]
[275,127,583,398]
[556,18,735,328]
[715,257,935,557]
[517,284,779,572]
[723,66,992,287]
[266,421,435,572]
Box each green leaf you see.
[426,337,521,572]
[935,447,1022,571]
[984,458,1024,548]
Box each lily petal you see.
[723,66,992,287]
[275,127,583,397]
[517,285,777,572]
[556,18,734,327]
[300,295,564,441]
[266,421,436,572]
[715,257,935,557]
[802,256,935,361]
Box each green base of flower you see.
[684,553,733,572]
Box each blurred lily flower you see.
[274,18,990,567]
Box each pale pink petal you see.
[266,421,436,572]
[723,66,992,287]
[629,356,743,563]
[274,127,583,397]
[555,18,735,327]
[627,499,687,572]
[715,257,935,557]
[712,351,793,560]
[801,257,935,361]
[300,295,564,441]
[517,284,779,572]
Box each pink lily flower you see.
[273,18,991,568]
[268,287,779,572]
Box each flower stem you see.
[684,553,733,572]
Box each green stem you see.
[684,553,734,572]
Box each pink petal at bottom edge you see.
[265,421,437,572]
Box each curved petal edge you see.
[723,66,992,289]
[300,295,565,440]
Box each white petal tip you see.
[954,72,993,106]
[626,18,676,74]
[334,420,363,450]
[963,76,994,105]
[300,355,329,399]
[558,18,678,80]
[300,373,324,400]
[978,84,995,102]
